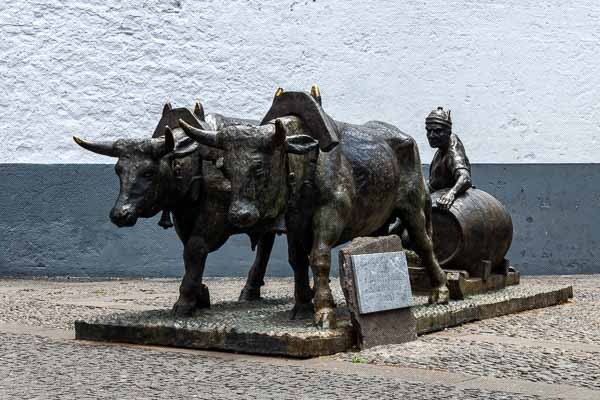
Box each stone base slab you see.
[415,282,573,335]
[75,298,356,358]
[410,267,521,300]
[75,282,573,358]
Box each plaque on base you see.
[339,235,417,349]
[352,252,412,314]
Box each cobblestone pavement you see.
[1,332,557,400]
[0,275,599,399]
[338,275,600,391]
[448,276,600,343]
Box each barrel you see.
[431,188,513,277]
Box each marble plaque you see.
[351,251,412,314]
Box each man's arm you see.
[437,169,472,210]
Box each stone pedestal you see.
[73,236,572,359]
[75,279,573,358]
[76,298,355,359]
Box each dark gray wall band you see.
[0,164,598,277]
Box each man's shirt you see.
[429,133,471,192]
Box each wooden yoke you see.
[260,90,340,152]
[152,104,210,138]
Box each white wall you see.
[1,0,599,164]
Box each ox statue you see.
[74,102,277,316]
[180,87,450,328]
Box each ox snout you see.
[228,201,260,229]
[110,205,138,227]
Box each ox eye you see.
[253,163,264,176]
[250,156,264,174]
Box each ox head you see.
[73,104,180,227]
[179,119,318,229]
[73,133,175,227]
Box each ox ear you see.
[285,135,319,155]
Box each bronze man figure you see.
[426,107,472,209]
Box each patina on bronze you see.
[74,103,277,316]
[180,86,449,329]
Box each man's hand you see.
[437,191,456,210]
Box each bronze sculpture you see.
[425,107,513,279]
[74,103,277,316]
[71,87,519,330]
[180,87,450,329]
[426,107,472,210]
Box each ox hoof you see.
[172,285,211,317]
[238,286,261,302]
[172,301,195,317]
[290,302,314,320]
[428,285,450,305]
[314,307,337,330]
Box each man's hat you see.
[426,106,452,127]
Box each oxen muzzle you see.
[228,201,260,229]
[110,205,138,227]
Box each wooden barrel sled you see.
[430,188,513,279]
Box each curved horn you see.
[73,136,118,157]
[194,101,205,121]
[274,119,286,143]
[310,84,322,106]
[178,119,222,149]
[164,126,175,153]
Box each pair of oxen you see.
[74,87,449,328]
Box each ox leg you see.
[398,206,449,304]
[239,232,276,301]
[289,240,314,319]
[310,208,344,329]
[173,236,210,317]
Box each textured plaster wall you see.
[1,0,599,164]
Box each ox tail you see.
[425,192,433,237]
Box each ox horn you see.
[178,119,222,149]
[310,84,322,106]
[73,136,118,157]
[194,101,205,121]
[164,126,175,153]
[274,119,286,143]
